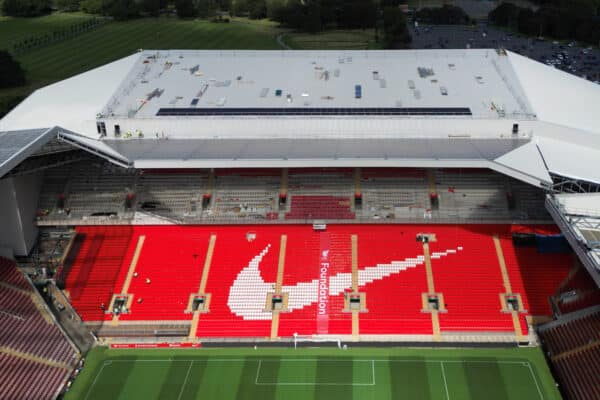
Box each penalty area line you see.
[176,361,194,400]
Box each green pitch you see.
[65,346,561,400]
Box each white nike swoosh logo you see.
[227,244,462,320]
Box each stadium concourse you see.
[1,49,600,399]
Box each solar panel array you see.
[155,107,472,117]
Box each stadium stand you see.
[555,266,600,314]
[0,257,78,399]
[64,226,134,321]
[118,227,208,322]
[359,168,429,220]
[0,353,70,400]
[347,225,433,335]
[435,170,511,220]
[539,308,600,400]
[211,171,279,219]
[61,224,573,341]
[34,165,551,224]
[432,225,515,332]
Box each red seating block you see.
[64,224,574,338]
[286,196,355,220]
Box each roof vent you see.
[334,69,340,77]
[217,97,226,107]
[418,67,435,78]
[260,88,269,98]
[408,80,415,90]
[190,65,200,75]
[379,79,387,88]
[215,80,231,87]
[147,88,164,101]
[440,87,448,96]
[354,85,362,99]
[197,84,209,98]
[414,90,421,100]
[372,71,379,80]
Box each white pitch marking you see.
[84,364,106,400]
[440,361,450,400]
[255,360,262,385]
[176,361,194,400]
[526,362,545,400]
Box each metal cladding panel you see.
[102,137,530,164]
[0,128,55,178]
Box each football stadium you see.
[0,49,599,400]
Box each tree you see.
[488,2,521,28]
[382,6,410,49]
[416,5,470,25]
[105,0,140,19]
[338,0,377,29]
[1,0,52,16]
[176,0,197,17]
[141,0,161,16]
[0,50,26,89]
[80,0,103,13]
[55,0,81,11]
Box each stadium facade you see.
[1,49,599,276]
[1,49,600,399]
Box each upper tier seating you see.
[435,170,510,220]
[360,169,429,220]
[136,171,207,217]
[210,173,279,219]
[36,166,552,223]
[66,162,135,217]
[286,196,355,220]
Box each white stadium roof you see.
[1,49,599,187]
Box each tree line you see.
[489,1,600,45]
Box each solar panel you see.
[155,107,472,117]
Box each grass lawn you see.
[284,30,381,50]
[65,346,561,400]
[0,12,99,52]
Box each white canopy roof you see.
[1,49,599,187]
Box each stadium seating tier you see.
[63,224,573,339]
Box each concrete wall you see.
[0,173,43,256]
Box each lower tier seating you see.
[65,224,573,339]
[64,226,134,321]
[0,353,70,400]
[0,257,77,400]
[539,310,600,400]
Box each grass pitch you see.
[66,346,561,400]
